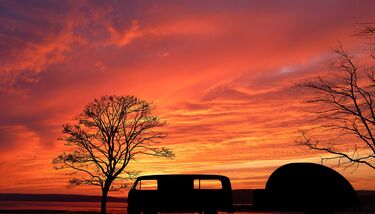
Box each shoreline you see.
[0,211,100,214]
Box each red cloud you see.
[1,1,375,195]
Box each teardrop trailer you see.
[127,174,234,214]
[253,163,360,214]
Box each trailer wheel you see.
[203,209,217,214]
[127,206,141,214]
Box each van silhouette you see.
[127,174,234,214]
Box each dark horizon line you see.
[0,193,126,202]
[1,189,375,202]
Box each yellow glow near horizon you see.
[1,1,375,197]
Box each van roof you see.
[136,174,229,180]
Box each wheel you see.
[127,206,141,214]
[143,210,157,214]
[305,209,334,214]
[203,209,217,214]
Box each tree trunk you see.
[101,186,109,214]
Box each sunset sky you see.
[1,0,375,197]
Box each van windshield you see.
[135,179,157,190]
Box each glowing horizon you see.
[1,1,375,197]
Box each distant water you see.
[2,201,365,214]
[0,201,305,214]
[6,201,361,214]
[1,201,371,214]
[0,201,126,213]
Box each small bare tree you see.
[355,24,375,58]
[297,25,375,170]
[53,95,174,214]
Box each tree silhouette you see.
[297,25,375,170]
[53,95,174,214]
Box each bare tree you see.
[53,95,174,214]
[297,26,375,170]
[355,24,375,59]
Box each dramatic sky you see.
[1,0,375,196]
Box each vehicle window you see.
[194,179,223,189]
[136,179,157,190]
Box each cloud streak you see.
[1,0,375,196]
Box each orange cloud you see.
[107,20,144,46]
[1,1,375,197]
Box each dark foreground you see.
[1,204,374,214]
[0,211,99,213]
[1,190,374,214]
